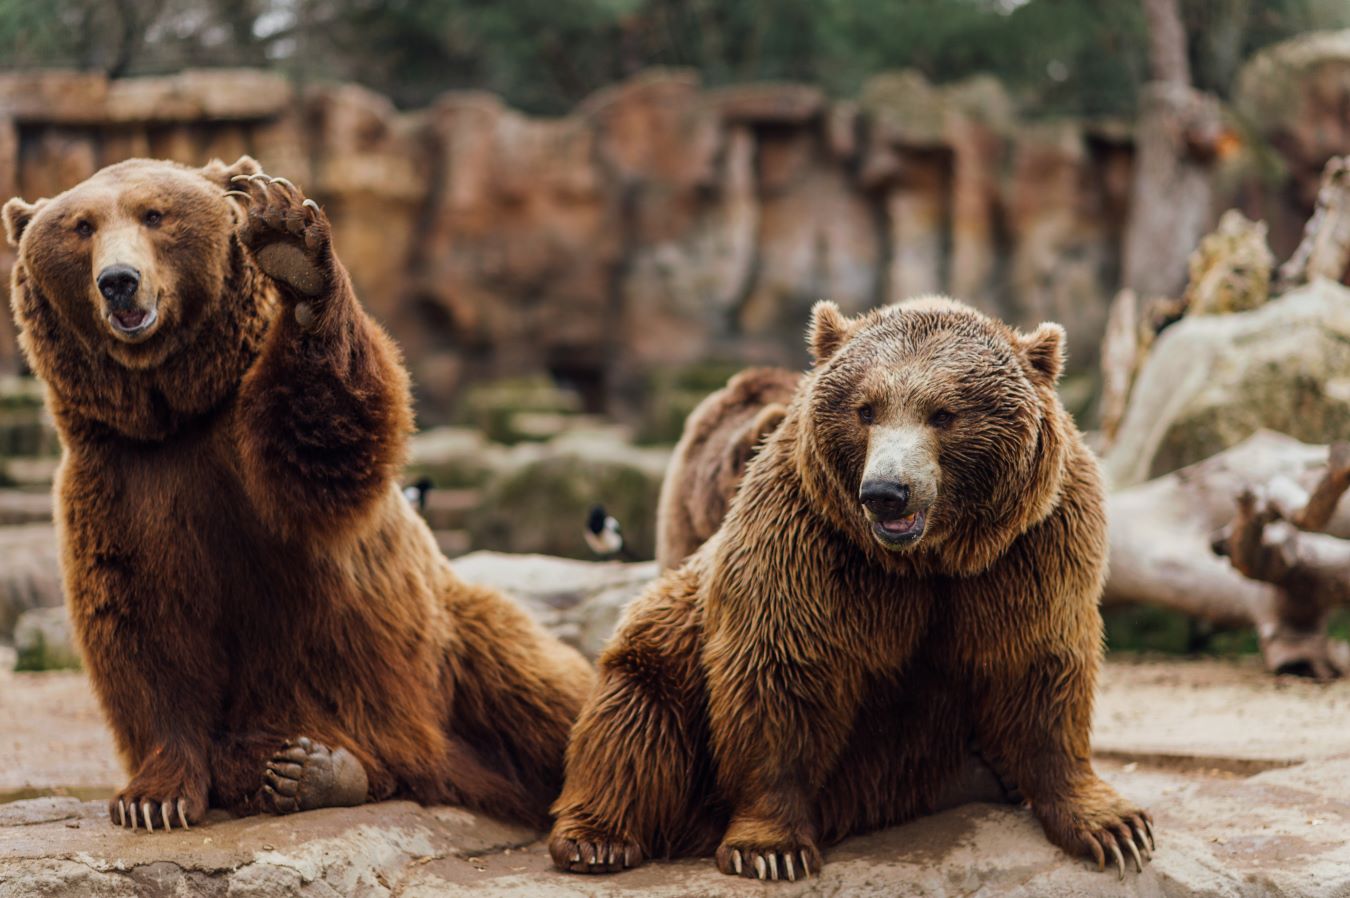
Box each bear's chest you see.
[57,424,290,620]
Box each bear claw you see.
[234,173,330,298]
[718,845,816,881]
[112,795,192,832]
[1081,811,1153,879]
[549,830,643,874]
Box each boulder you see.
[0,525,62,647]
[1236,30,1350,217]
[466,434,669,560]
[452,377,586,445]
[0,492,52,526]
[1104,279,1350,487]
[407,427,500,489]
[452,551,656,660]
[13,607,78,672]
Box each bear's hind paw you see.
[261,736,368,814]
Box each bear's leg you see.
[434,581,597,830]
[704,616,870,880]
[549,583,720,873]
[230,173,413,545]
[972,656,1154,879]
[79,595,225,832]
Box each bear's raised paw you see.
[261,736,369,814]
[228,174,331,301]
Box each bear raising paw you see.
[6,156,594,834]
[226,174,330,323]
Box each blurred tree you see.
[0,0,1346,114]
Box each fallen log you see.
[1107,430,1350,677]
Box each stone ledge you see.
[2,754,1349,897]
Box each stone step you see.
[419,488,480,532]
[0,491,51,526]
[1,458,59,488]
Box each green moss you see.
[1103,604,1259,658]
[468,453,663,560]
[632,362,748,446]
[14,631,81,672]
[453,376,584,445]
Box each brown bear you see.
[549,296,1153,881]
[655,366,800,569]
[3,157,593,832]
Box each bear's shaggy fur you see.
[655,366,799,569]
[549,297,1153,880]
[4,157,593,831]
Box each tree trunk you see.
[1142,0,1192,85]
[1122,0,1225,300]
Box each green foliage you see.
[1103,604,1260,657]
[2,0,1345,114]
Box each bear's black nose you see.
[860,480,910,518]
[97,265,141,309]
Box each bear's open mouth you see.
[871,508,927,547]
[106,306,160,340]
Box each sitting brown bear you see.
[549,296,1153,880]
[3,157,593,831]
[655,366,800,569]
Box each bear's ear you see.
[199,155,263,188]
[1018,322,1066,387]
[808,300,853,365]
[3,197,45,247]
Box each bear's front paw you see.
[549,818,643,874]
[228,173,331,304]
[716,838,821,882]
[109,772,207,832]
[1041,796,1155,880]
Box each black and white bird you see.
[584,504,630,560]
[403,476,434,512]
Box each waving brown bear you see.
[3,157,592,831]
[550,296,1153,880]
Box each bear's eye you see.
[142,210,163,228]
[74,220,94,238]
[929,409,956,428]
[857,404,875,425]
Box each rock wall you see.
[3,34,1349,420]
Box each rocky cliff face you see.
[3,33,1349,419]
